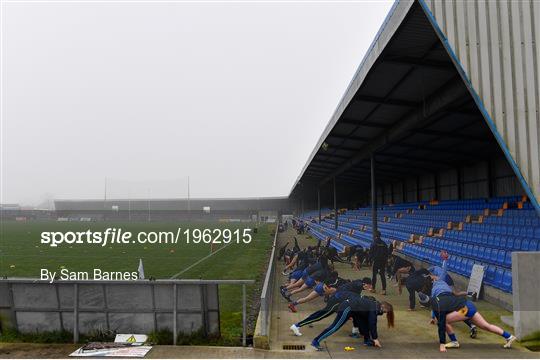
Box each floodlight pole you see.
[333,177,338,230]
[371,154,377,242]
[434,172,439,200]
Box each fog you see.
[0,0,393,206]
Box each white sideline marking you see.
[170,242,233,279]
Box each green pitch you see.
[0,220,273,344]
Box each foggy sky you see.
[1,0,393,206]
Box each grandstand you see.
[287,0,540,323]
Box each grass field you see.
[0,220,274,345]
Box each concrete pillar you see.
[511,252,540,339]
[416,176,421,202]
[457,167,462,200]
[333,177,338,230]
[487,159,493,198]
[318,188,321,223]
[434,172,439,200]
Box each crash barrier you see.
[0,279,254,345]
[253,223,279,349]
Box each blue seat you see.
[460,258,468,274]
[522,227,533,238]
[491,249,500,264]
[504,252,512,267]
[485,265,496,285]
[455,258,464,275]
[454,242,461,254]
[502,270,512,292]
[489,235,498,247]
[448,258,456,271]
[484,248,492,262]
[521,238,530,251]
[497,236,505,248]
[494,268,504,289]
[466,260,474,275]
[505,237,513,250]
[513,238,522,250]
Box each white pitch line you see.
[170,242,233,279]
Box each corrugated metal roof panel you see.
[422,0,540,210]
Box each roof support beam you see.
[314,152,350,160]
[348,164,424,179]
[327,134,371,142]
[376,152,454,167]
[340,119,389,128]
[354,95,420,108]
[383,56,454,70]
[413,129,492,142]
[315,40,443,167]
[311,159,342,166]
[319,77,467,186]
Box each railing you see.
[258,223,279,337]
[0,279,254,346]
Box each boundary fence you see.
[0,279,254,345]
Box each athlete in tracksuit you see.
[289,278,372,335]
[310,292,394,351]
[281,253,331,301]
[430,251,516,352]
[287,272,348,313]
[369,232,389,294]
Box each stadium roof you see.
[288,0,540,213]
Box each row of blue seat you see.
[504,208,537,217]
[442,231,540,251]
[400,244,512,292]
[483,216,540,226]
[463,223,540,238]
[309,219,515,292]
[421,237,512,268]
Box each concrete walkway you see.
[266,228,538,358]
